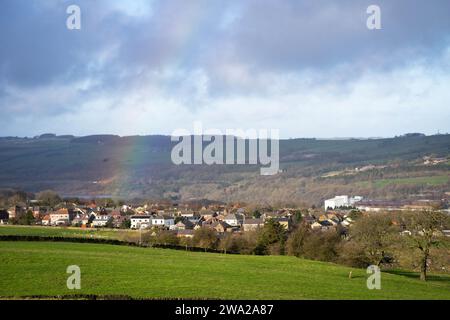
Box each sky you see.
[0,0,449,138]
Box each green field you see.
[357,175,449,189]
[0,225,136,240]
[0,241,449,300]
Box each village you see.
[0,199,348,237]
[1,193,448,241]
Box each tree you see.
[292,210,303,224]
[17,210,35,225]
[400,211,450,281]
[348,209,363,221]
[256,219,287,255]
[253,210,261,219]
[105,219,114,229]
[302,229,341,262]
[286,223,309,257]
[37,190,61,207]
[100,198,115,208]
[349,213,396,266]
[154,230,179,245]
[219,233,235,254]
[193,228,218,251]
[120,219,131,229]
[8,191,27,206]
[233,231,258,255]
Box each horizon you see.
[2,131,449,141]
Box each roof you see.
[200,209,215,216]
[244,218,263,225]
[176,220,194,227]
[50,210,69,216]
[320,220,333,227]
[224,213,238,220]
[211,221,231,229]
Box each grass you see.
[0,225,136,240]
[0,241,449,300]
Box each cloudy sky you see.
[1,0,449,138]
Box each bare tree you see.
[349,213,397,266]
[400,211,450,281]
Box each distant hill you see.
[0,134,448,205]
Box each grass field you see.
[357,175,449,188]
[0,241,449,300]
[0,225,136,240]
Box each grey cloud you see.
[0,0,449,136]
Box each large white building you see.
[324,195,363,209]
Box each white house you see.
[223,213,242,227]
[151,215,175,228]
[163,216,175,228]
[151,215,165,227]
[92,215,112,227]
[130,215,152,229]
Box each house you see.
[318,220,334,230]
[163,216,175,228]
[112,215,129,228]
[151,215,165,227]
[92,214,112,228]
[311,221,323,230]
[262,211,280,220]
[211,221,232,233]
[179,210,196,218]
[7,206,26,220]
[341,217,352,227]
[187,215,201,224]
[201,216,220,228]
[275,217,292,230]
[41,215,51,226]
[49,209,71,226]
[71,214,85,226]
[199,209,216,220]
[0,209,9,224]
[242,218,264,232]
[172,219,194,231]
[303,215,316,225]
[130,215,152,229]
[32,206,41,219]
[223,213,242,227]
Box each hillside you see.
[0,241,449,299]
[0,134,449,205]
